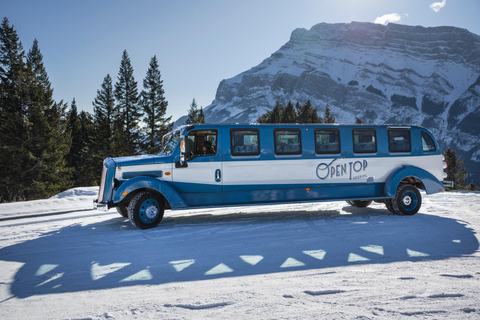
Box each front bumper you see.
[93,199,109,211]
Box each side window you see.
[421,131,436,152]
[231,129,260,156]
[388,129,411,153]
[186,130,217,159]
[274,129,302,155]
[315,129,340,154]
[353,129,377,153]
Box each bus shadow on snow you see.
[1,206,478,298]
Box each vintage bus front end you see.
[94,157,117,210]
[94,127,188,228]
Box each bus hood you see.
[112,154,172,167]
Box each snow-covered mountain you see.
[203,22,480,186]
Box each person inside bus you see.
[203,140,215,155]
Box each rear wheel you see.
[349,200,373,207]
[384,199,398,214]
[391,185,421,216]
[128,191,164,229]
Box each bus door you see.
[173,129,222,195]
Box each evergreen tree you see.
[198,107,205,124]
[323,103,336,123]
[35,99,72,197]
[66,100,98,187]
[257,101,285,123]
[0,17,30,201]
[26,38,53,106]
[92,74,115,158]
[443,148,468,190]
[271,101,284,123]
[466,182,479,191]
[66,98,82,185]
[141,55,171,154]
[26,40,72,198]
[76,110,98,186]
[282,100,297,123]
[295,100,321,123]
[0,17,24,90]
[186,98,205,124]
[258,100,322,124]
[114,50,142,156]
[0,18,72,201]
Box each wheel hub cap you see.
[402,195,412,206]
[145,205,159,219]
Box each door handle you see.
[215,169,221,182]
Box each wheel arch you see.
[384,165,445,197]
[112,177,188,209]
[117,187,170,209]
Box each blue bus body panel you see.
[112,155,156,166]
[384,165,444,196]
[113,176,188,208]
[180,182,385,207]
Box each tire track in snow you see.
[304,289,347,296]
[164,302,232,310]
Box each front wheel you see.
[391,185,421,216]
[128,192,164,229]
[116,205,128,218]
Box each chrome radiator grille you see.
[98,166,108,203]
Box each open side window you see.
[185,130,217,160]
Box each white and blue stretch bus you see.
[95,124,448,229]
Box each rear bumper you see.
[443,181,454,188]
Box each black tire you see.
[128,191,164,229]
[384,198,399,215]
[116,205,128,218]
[350,200,373,207]
[391,185,422,216]
[345,200,354,206]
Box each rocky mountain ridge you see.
[202,21,480,186]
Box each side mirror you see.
[176,135,188,168]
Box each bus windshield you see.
[161,130,180,155]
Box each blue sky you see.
[2,0,479,122]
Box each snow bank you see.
[0,187,98,220]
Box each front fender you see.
[384,166,445,197]
[113,177,188,208]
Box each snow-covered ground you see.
[0,189,479,319]
[0,187,98,220]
